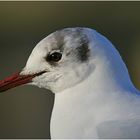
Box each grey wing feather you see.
[96,120,140,139]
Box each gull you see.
[0,27,140,139]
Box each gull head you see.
[0,27,132,93]
[21,27,95,93]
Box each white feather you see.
[21,27,140,138]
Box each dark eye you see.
[47,52,62,62]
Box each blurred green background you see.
[0,1,140,138]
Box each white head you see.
[0,27,134,93]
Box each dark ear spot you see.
[76,38,90,62]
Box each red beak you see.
[0,71,45,92]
